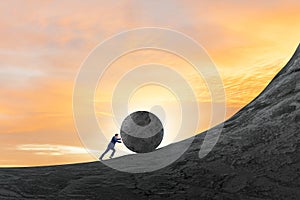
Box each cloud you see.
[16,144,93,156]
[0,66,44,82]
[221,58,287,107]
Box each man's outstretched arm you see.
[113,137,122,143]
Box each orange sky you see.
[0,0,299,167]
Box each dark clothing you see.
[111,136,122,145]
[99,136,122,160]
[100,142,116,160]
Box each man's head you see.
[115,133,119,137]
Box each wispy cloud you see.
[16,144,93,156]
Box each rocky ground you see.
[0,45,300,200]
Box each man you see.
[99,133,122,160]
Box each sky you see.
[0,0,299,167]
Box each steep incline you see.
[1,45,299,200]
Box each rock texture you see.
[121,111,164,153]
[1,45,300,199]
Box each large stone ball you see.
[120,111,164,153]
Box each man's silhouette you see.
[99,133,122,160]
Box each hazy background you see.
[0,0,299,167]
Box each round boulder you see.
[120,111,164,153]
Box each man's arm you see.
[114,137,122,143]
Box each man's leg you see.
[109,148,116,159]
[99,147,110,160]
